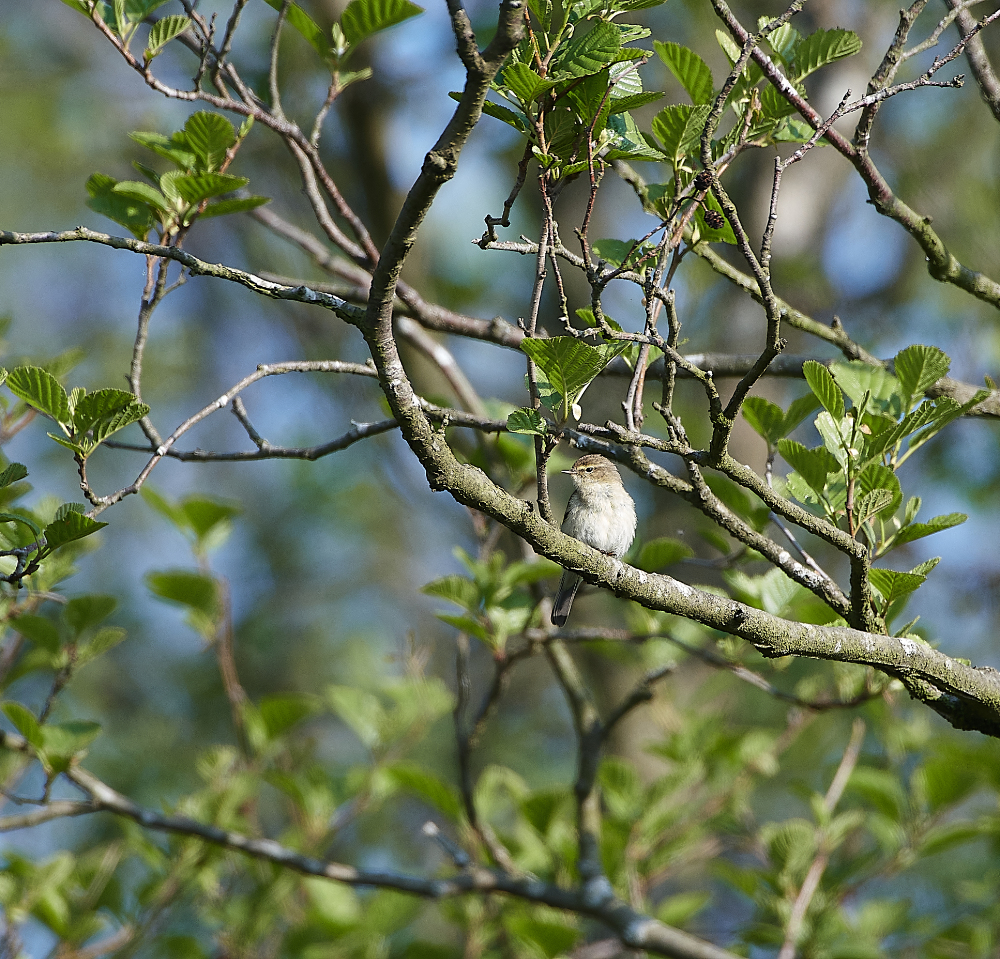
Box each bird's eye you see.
[585,467,594,472]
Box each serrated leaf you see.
[261,0,332,58]
[855,488,894,526]
[144,15,191,58]
[72,389,137,435]
[603,110,664,161]
[636,537,693,571]
[42,513,108,554]
[199,195,271,219]
[893,345,950,401]
[520,337,628,414]
[502,62,558,105]
[654,41,714,104]
[868,568,925,605]
[768,22,800,63]
[92,402,150,445]
[742,396,786,445]
[7,367,72,427]
[182,112,236,172]
[777,439,840,496]
[340,0,424,46]
[803,360,844,419]
[86,173,156,239]
[608,91,664,114]
[477,97,530,133]
[783,392,822,434]
[0,510,43,540]
[0,463,28,489]
[791,28,862,81]
[173,172,250,205]
[421,574,480,612]
[891,513,966,549]
[854,462,901,521]
[506,408,547,435]
[650,103,711,165]
[111,180,170,212]
[557,21,621,78]
[129,131,198,171]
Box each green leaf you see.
[128,131,198,171]
[77,627,127,667]
[421,574,480,612]
[657,891,712,928]
[742,397,786,445]
[829,361,902,417]
[173,173,250,206]
[783,392,822,434]
[259,693,320,739]
[803,360,844,419]
[145,569,221,619]
[64,595,117,635]
[506,407,548,435]
[654,41,714,104]
[7,367,72,427]
[41,721,101,768]
[72,389,137,435]
[199,196,271,219]
[768,22,800,63]
[3,702,43,747]
[893,344,950,402]
[478,97,531,133]
[854,462,901,522]
[261,0,332,58]
[111,180,170,212]
[94,403,149,446]
[13,615,62,654]
[42,513,108,554]
[777,439,840,496]
[791,28,862,81]
[384,762,462,820]
[182,112,236,172]
[502,62,558,105]
[86,173,157,239]
[556,21,621,78]
[636,537,693,571]
[340,0,424,46]
[180,497,240,546]
[868,567,925,606]
[520,337,628,415]
[326,685,384,749]
[693,190,736,244]
[608,90,664,114]
[144,15,191,58]
[603,110,664,162]
[650,103,711,166]
[891,512,966,548]
[0,463,28,489]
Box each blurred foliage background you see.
[2,0,1000,956]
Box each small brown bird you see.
[551,454,636,627]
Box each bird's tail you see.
[551,570,582,626]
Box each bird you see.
[551,454,636,627]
